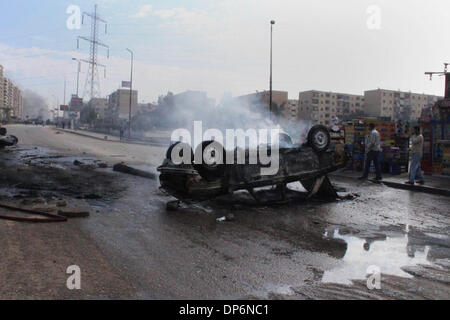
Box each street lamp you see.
[269,20,275,120]
[126,48,134,139]
[71,58,81,97]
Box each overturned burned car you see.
[0,127,18,148]
[158,125,348,203]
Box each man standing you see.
[359,123,382,181]
[406,126,425,185]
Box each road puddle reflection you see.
[322,228,431,285]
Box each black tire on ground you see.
[166,142,194,164]
[307,125,331,153]
[194,140,226,181]
[0,128,6,135]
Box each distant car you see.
[0,127,18,148]
[158,125,348,203]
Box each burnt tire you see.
[194,140,226,181]
[307,125,330,153]
[166,142,193,164]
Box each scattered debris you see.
[338,193,360,200]
[21,197,46,205]
[73,160,84,166]
[52,199,68,207]
[166,200,180,211]
[113,163,156,179]
[97,162,108,168]
[0,202,67,223]
[57,209,90,218]
[226,213,235,221]
[216,215,235,222]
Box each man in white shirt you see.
[406,126,425,185]
[359,123,382,181]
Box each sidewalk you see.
[330,169,450,197]
[55,128,170,147]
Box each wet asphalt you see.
[0,125,449,299]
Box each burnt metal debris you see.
[0,127,18,148]
[158,125,348,204]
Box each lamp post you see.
[71,58,81,97]
[269,20,275,120]
[126,48,134,139]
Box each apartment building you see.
[237,90,289,119]
[0,65,3,112]
[108,89,138,121]
[0,65,24,120]
[298,90,365,125]
[364,89,441,121]
[285,99,299,121]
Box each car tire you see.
[307,125,330,153]
[166,142,193,164]
[194,141,226,181]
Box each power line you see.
[77,4,109,101]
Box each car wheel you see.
[194,141,226,181]
[166,142,193,164]
[307,125,330,153]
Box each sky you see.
[0,0,449,107]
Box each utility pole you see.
[77,4,109,101]
[126,48,134,139]
[63,78,66,105]
[425,63,450,98]
[269,20,275,120]
[72,58,81,97]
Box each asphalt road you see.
[0,125,449,299]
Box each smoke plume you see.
[23,89,51,120]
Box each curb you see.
[55,129,168,148]
[330,173,450,197]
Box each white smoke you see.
[23,89,51,120]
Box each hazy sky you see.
[0,0,449,107]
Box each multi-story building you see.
[88,98,108,119]
[298,90,365,125]
[0,65,3,112]
[108,89,138,121]
[12,85,23,119]
[0,65,24,120]
[364,89,442,121]
[285,99,299,121]
[238,90,289,110]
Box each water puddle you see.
[322,228,431,285]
